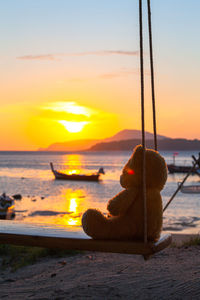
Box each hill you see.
[38,139,100,152]
[104,129,166,142]
[38,129,167,151]
[88,138,200,151]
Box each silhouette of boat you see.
[0,193,15,220]
[50,162,104,181]
[167,164,197,174]
[181,184,200,194]
[167,152,200,174]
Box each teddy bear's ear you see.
[133,144,143,154]
[121,145,142,173]
[129,145,143,166]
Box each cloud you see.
[17,54,58,61]
[17,50,139,61]
[71,50,139,57]
[39,101,93,122]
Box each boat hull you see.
[50,162,100,182]
[54,172,100,181]
[181,185,200,194]
[167,164,198,174]
[0,205,15,220]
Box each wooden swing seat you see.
[0,220,172,257]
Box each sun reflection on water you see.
[8,153,107,229]
[55,188,85,227]
[67,170,79,175]
[61,154,83,175]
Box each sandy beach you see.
[0,234,200,300]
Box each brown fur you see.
[82,145,168,241]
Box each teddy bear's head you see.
[120,145,167,190]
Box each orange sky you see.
[0,0,200,150]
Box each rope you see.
[147,0,157,151]
[139,0,147,244]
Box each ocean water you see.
[0,150,200,234]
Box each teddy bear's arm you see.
[107,188,137,216]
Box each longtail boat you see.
[50,162,104,182]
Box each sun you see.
[58,120,88,133]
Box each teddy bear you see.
[82,145,168,241]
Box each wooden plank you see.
[152,234,172,253]
[0,220,172,255]
[0,220,87,239]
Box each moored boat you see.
[168,152,200,174]
[50,162,104,181]
[181,185,200,194]
[0,193,15,220]
[167,164,199,174]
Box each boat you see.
[167,164,199,174]
[181,185,200,194]
[50,162,104,181]
[167,152,200,174]
[0,193,15,220]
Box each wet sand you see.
[0,234,200,299]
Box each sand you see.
[0,234,200,299]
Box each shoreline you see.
[171,233,199,245]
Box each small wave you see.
[29,210,72,217]
[174,216,200,227]
[163,216,200,232]
[174,222,196,228]
[163,226,183,232]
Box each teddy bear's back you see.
[125,188,163,241]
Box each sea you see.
[0,150,200,234]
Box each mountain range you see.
[89,138,200,151]
[38,129,167,152]
[38,129,200,152]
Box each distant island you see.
[38,129,200,152]
[88,138,200,151]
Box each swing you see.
[0,0,172,258]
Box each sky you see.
[0,0,200,150]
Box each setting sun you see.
[58,120,89,133]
